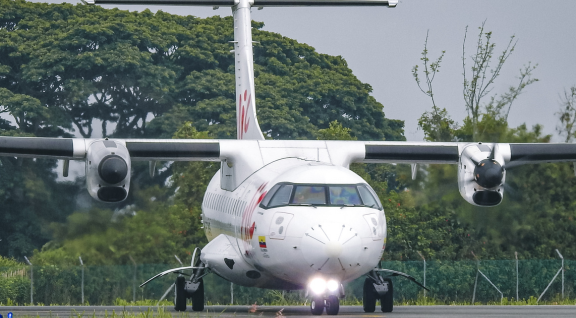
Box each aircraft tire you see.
[380,278,393,313]
[174,276,187,312]
[191,278,205,311]
[326,295,340,315]
[310,297,325,315]
[362,278,376,313]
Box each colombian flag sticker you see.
[258,236,267,248]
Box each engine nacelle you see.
[458,143,510,206]
[86,139,131,202]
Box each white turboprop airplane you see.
[2,0,576,314]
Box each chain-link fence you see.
[1,259,573,305]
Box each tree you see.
[413,22,538,142]
[556,85,576,142]
[316,120,357,140]
[412,31,457,142]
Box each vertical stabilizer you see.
[233,0,265,140]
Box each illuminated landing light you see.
[310,277,326,295]
[309,277,340,295]
[327,279,339,292]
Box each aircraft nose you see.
[300,223,362,273]
[324,240,343,258]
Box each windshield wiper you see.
[291,203,318,208]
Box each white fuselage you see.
[200,157,387,290]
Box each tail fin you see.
[234,0,265,140]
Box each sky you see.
[33,0,576,141]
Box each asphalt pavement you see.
[1,305,576,318]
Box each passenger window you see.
[329,186,361,205]
[269,185,293,207]
[292,186,326,205]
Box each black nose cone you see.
[99,155,128,184]
[474,159,504,189]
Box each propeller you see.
[469,144,506,189]
[473,159,504,188]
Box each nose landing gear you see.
[310,295,340,315]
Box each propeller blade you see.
[502,160,526,170]
[489,144,497,161]
[503,183,522,201]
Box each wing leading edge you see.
[3,137,576,166]
[3,137,576,167]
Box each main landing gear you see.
[363,271,394,313]
[174,275,205,312]
[173,248,209,312]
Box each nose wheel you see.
[326,295,340,315]
[310,297,325,315]
[310,295,340,315]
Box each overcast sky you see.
[34,0,576,141]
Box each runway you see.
[2,305,576,318]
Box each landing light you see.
[327,279,339,292]
[309,278,340,295]
[309,278,326,295]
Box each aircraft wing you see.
[356,141,576,165]
[4,137,576,165]
[0,137,221,161]
[3,137,576,205]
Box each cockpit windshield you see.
[261,183,382,210]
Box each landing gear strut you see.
[171,248,208,312]
[363,271,394,313]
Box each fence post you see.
[471,252,478,305]
[79,256,84,304]
[129,255,137,303]
[231,282,234,304]
[417,251,426,298]
[515,252,518,301]
[556,249,564,299]
[24,256,33,305]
